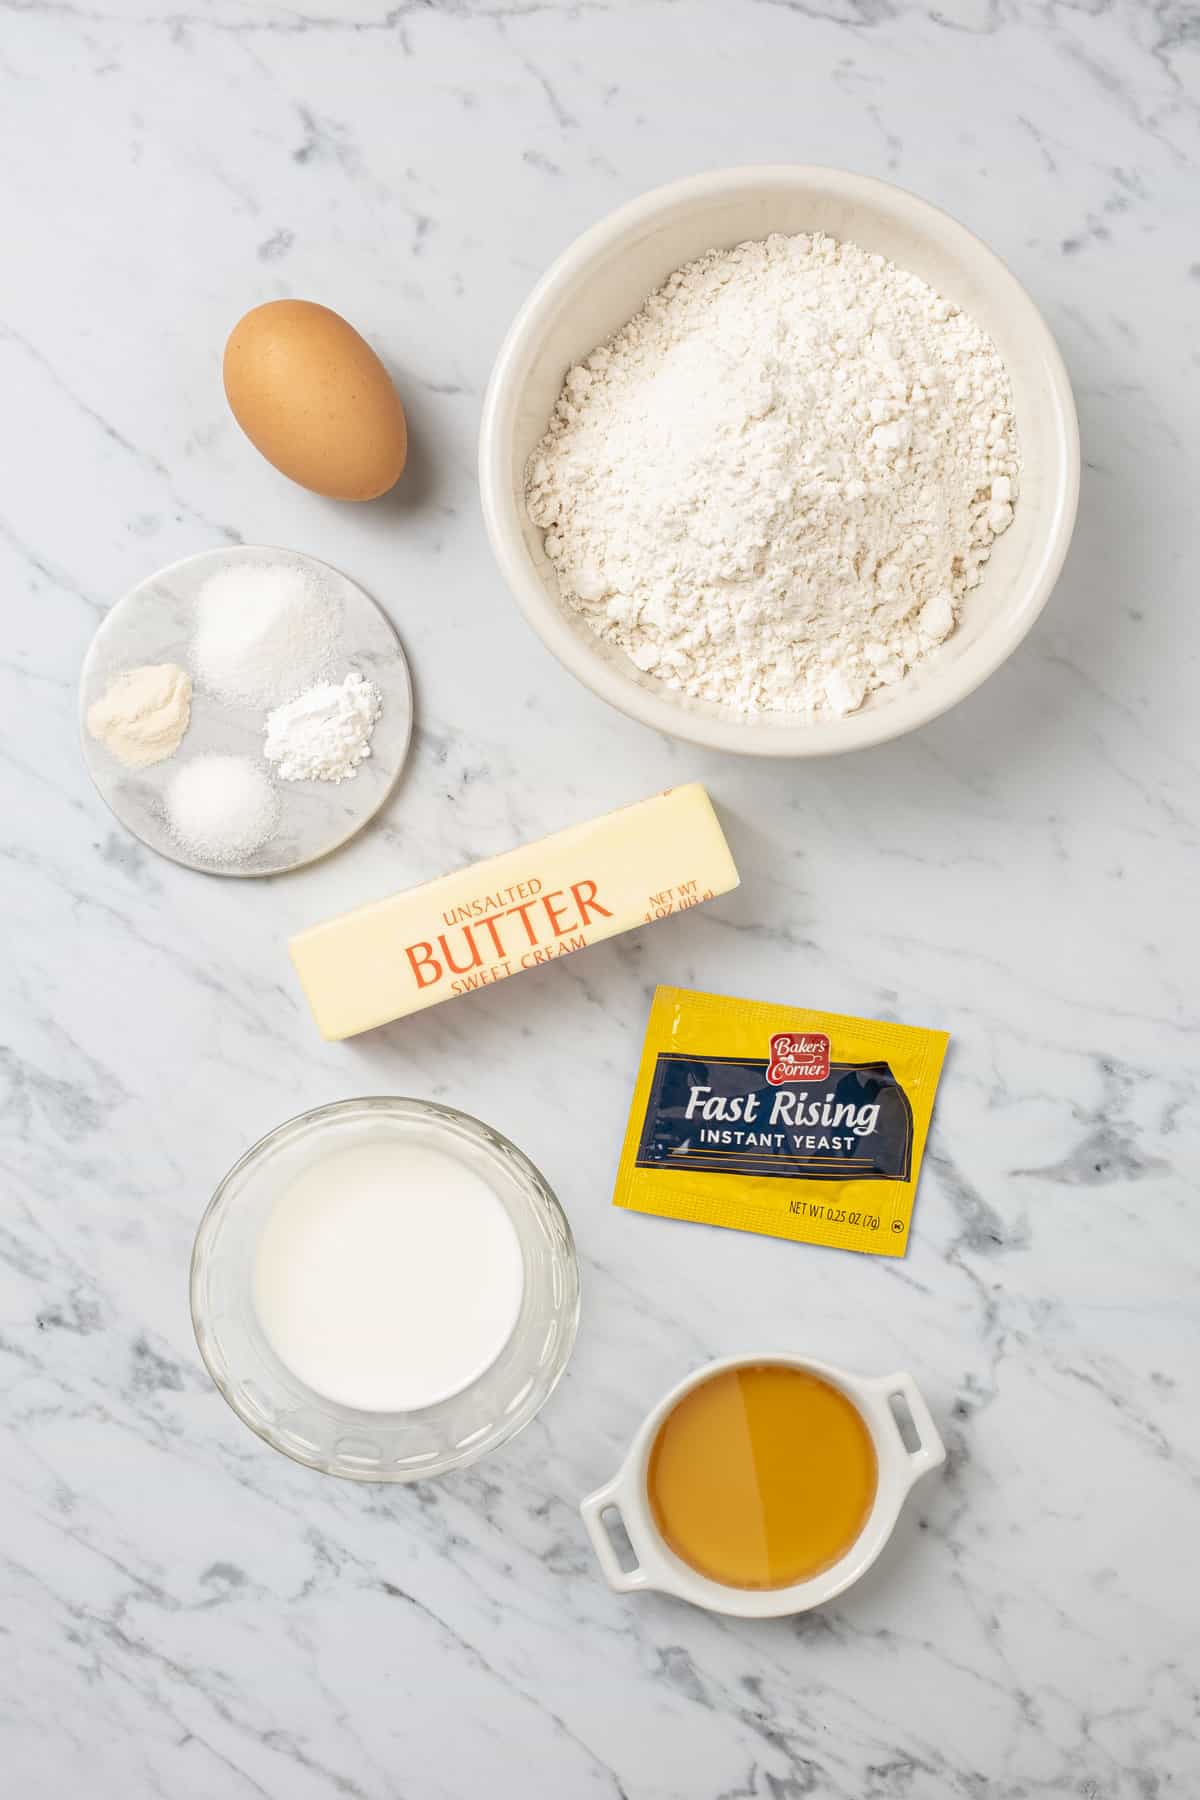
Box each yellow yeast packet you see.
[613,986,949,1257]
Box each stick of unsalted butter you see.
[289,784,739,1040]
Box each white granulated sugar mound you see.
[263,672,383,783]
[166,755,280,863]
[526,232,1019,718]
[192,561,342,709]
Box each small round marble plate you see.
[79,546,413,878]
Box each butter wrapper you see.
[614,986,948,1257]
[289,787,738,1040]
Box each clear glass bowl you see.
[190,1097,580,1481]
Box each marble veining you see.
[2,2,1198,1796]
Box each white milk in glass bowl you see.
[190,1097,580,1481]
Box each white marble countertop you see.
[3,4,1198,1797]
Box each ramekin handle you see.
[580,1478,649,1592]
[881,1372,946,1482]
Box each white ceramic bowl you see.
[480,166,1080,757]
[580,1355,944,1617]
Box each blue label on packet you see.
[634,1053,914,1183]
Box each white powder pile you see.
[192,561,342,709]
[87,663,192,768]
[263,672,383,782]
[166,755,280,863]
[526,232,1019,718]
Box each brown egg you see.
[223,300,407,501]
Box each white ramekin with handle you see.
[580,1353,945,1618]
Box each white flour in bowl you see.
[526,233,1018,718]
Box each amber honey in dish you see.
[646,1363,878,1590]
